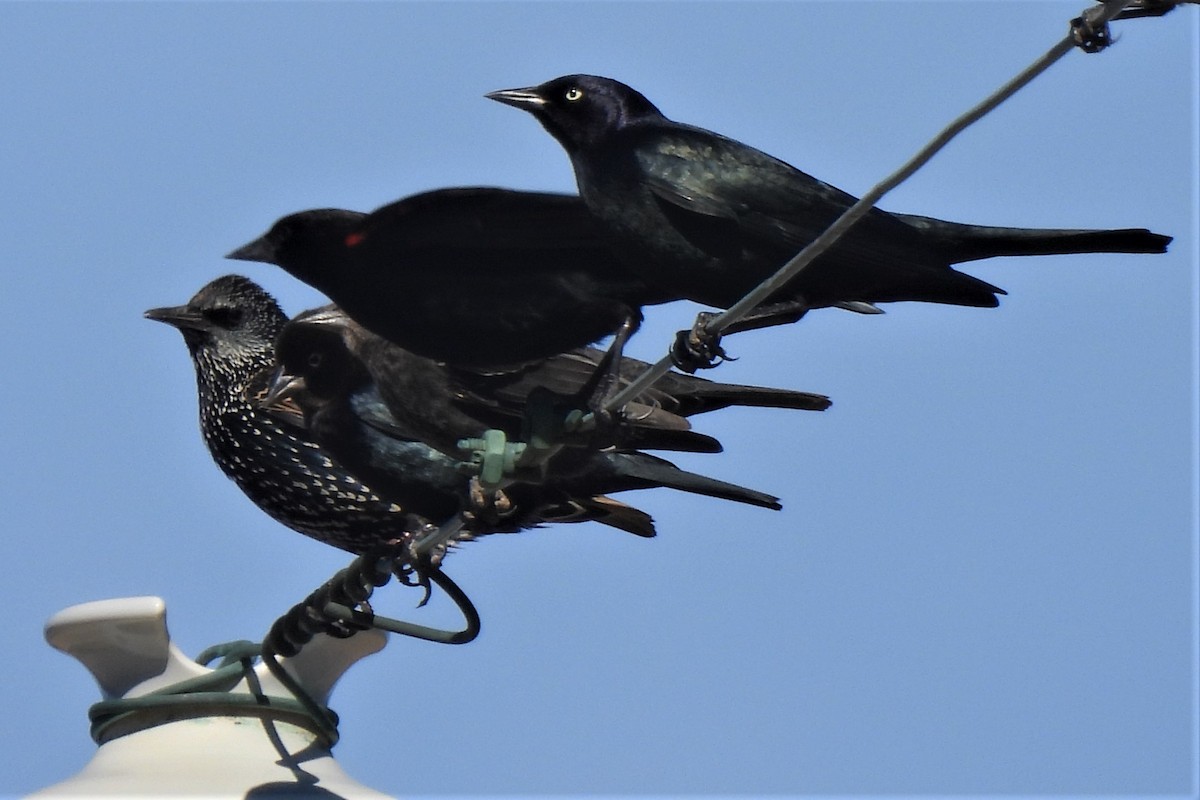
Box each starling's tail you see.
[620,426,724,454]
[519,493,656,537]
[669,381,832,415]
[896,214,1172,263]
[577,496,657,537]
[602,452,782,510]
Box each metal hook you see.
[321,566,480,646]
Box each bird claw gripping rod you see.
[456,386,599,484]
[88,550,480,750]
[599,0,1170,414]
[262,546,481,655]
[417,388,604,557]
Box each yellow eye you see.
[564,87,584,102]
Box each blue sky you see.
[0,2,1195,796]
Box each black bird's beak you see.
[485,87,547,112]
[144,304,208,332]
[261,365,306,408]
[226,235,275,264]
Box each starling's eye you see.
[203,305,243,328]
[307,351,324,370]
[564,87,584,102]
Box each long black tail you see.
[597,452,782,510]
[648,373,832,416]
[897,213,1172,263]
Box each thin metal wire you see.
[603,0,1138,413]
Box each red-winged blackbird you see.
[264,306,788,521]
[226,188,662,368]
[146,275,662,544]
[272,305,830,458]
[487,74,1172,314]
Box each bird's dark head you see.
[226,209,366,285]
[145,274,286,361]
[273,309,368,402]
[486,74,663,151]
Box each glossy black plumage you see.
[274,305,830,459]
[227,188,660,368]
[267,308,786,521]
[487,74,1172,313]
[146,275,663,544]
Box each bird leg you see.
[516,314,639,452]
[671,300,810,373]
[576,314,638,445]
[581,314,636,401]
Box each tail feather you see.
[649,373,832,415]
[621,426,724,454]
[683,384,831,414]
[835,300,885,315]
[605,452,782,511]
[576,496,656,537]
[896,214,1172,262]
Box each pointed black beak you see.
[485,87,547,112]
[261,365,306,408]
[144,304,208,332]
[226,235,275,264]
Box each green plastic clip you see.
[457,429,527,488]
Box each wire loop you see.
[86,553,480,750]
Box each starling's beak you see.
[144,305,209,332]
[485,87,547,112]
[226,235,275,263]
[261,365,306,408]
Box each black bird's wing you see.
[338,187,660,365]
[355,187,653,294]
[637,127,861,238]
[358,187,604,251]
[446,351,691,431]
[444,358,725,454]
[632,124,1004,308]
[447,343,832,435]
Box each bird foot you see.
[463,477,515,526]
[580,377,623,449]
[671,311,735,373]
[396,544,443,608]
[394,555,437,607]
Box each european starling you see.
[145,275,661,547]
[487,74,1172,313]
[226,188,660,368]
